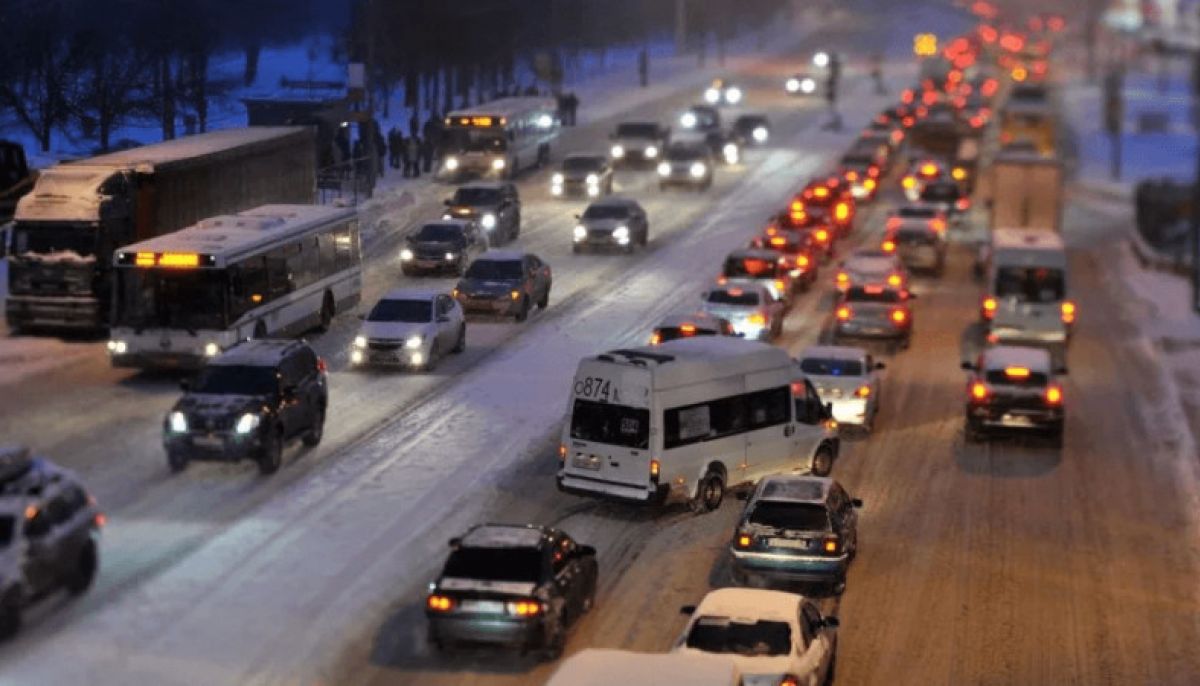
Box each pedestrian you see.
[870,52,886,95]
[638,48,648,87]
[373,123,386,177]
[420,134,434,173]
[387,126,402,170]
[565,92,579,126]
[409,112,420,141]
[405,134,421,178]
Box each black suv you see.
[401,220,488,277]
[425,523,598,659]
[443,182,521,244]
[164,340,328,475]
[454,250,552,322]
[0,445,103,638]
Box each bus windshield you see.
[444,128,507,153]
[995,266,1064,303]
[115,268,227,331]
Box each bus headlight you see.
[234,413,260,435]
[481,213,497,229]
[658,162,671,176]
[552,173,564,185]
[645,145,658,158]
[586,173,598,185]
[491,158,506,171]
[690,162,707,178]
[725,87,742,104]
[723,143,739,164]
[400,248,414,261]
[752,127,768,142]
[680,112,697,128]
[444,157,459,171]
[405,335,423,350]
[786,77,801,93]
[444,252,456,261]
[168,411,188,434]
[704,88,720,103]
[203,342,220,357]
[573,225,587,242]
[353,335,367,349]
[106,340,127,355]
[611,145,624,158]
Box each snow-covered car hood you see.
[174,393,266,421]
[580,218,625,231]
[359,320,433,342]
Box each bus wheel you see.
[689,470,725,514]
[317,292,334,332]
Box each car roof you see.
[587,196,639,209]
[693,587,804,623]
[458,181,507,191]
[211,339,306,367]
[981,345,1052,372]
[460,523,550,549]
[799,345,867,362]
[377,287,444,303]
[475,249,528,262]
[757,474,832,504]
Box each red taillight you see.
[855,385,871,398]
[815,229,830,243]
[507,600,543,617]
[970,381,989,401]
[982,296,997,321]
[427,594,455,612]
[94,512,107,528]
[1061,301,1076,324]
[886,217,902,231]
[316,357,327,374]
[868,165,880,178]
[891,308,908,325]
[956,198,971,211]
[970,115,984,128]
[1044,385,1063,406]
[780,677,800,686]
[836,306,852,321]
[881,239,896,253]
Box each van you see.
[546,648,743,686]
[981,228,1073,356]
[557,337,839,513]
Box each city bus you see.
[106,204,361,369]
[438,97,559,180]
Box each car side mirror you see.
[874,362,886,370]
[851,498,863,508]
[822,616,840,630]
[448,537,462,548]
[960,361,974,371]
[680,604,697,616]
[577,544,597,558]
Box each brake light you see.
[881,240,896,253]
[1061,301,1076,324]
[901,89,914,104]
[815,229,830,243]
[902,176,916,189]
[836,271,849,285]
[981,296,997,321]
[970,115,984,128]
[797,254,810,268]
[845,170,859,181]
[890,308,908,324]
[834,202,850,222]
[427,594,455,612]
[902,116,915,127]
[836,306,852,321]
[717,276,728,285]
[736,533,753,549]
[970,381,989,401]
[822,536,840,555]
[1004,366,1031,379]
[507,600,543,617]
[887,273,902,287]
[748,312,767,326]
[770,236,787,247]
[774,279,786,293]
[868,165,880,178]
[1044,385,1063,405]
[650,459,661,479]
[920,163,937,176]
[956,198,971,211]
[855,385,871,398]
[649,332,662,345]
[864,178,877,191]
[680,323,697,334]
[316,357,328,374]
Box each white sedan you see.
[797,345,885,431]
[350,288,466,371]
[674,588,838,686]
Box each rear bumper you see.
[458,296,521,316]
[427,614,545,649]
[967,405,1063,431]
[834,322,908,340]
[5,295,103,330]
[827,398,869,425]
[557,471,671,505]
[731,550,849,582]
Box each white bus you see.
[438,97,559,180]
[106,204,361,369]
[556,337,839,513]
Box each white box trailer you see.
[985,148,1064,234]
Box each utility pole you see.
[1192,50,1200,312]
[1103,67,1124,181]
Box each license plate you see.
[459,599,505,614]
[1000,414,1035,427]
[193,434,223,449]
[572,455,601,470]
[768,537,811,549]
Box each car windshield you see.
[707,289,760,306]
[563,157,604,172]
[191,364,278,396]
[749,500,832,531]
[800,357,864,377]
[995,266,1065,302]
[452,187,502,205]
[921,185,960,202]
[0,515,13,548]
[896,228,935,244]
[465,259,524,280]
[616,123,659,138]
[724,256,779,279]
[413,224,466,243]
[442,547,542,583]
[686,617,793,657]
[570,399,650,449]
[846,286,901,303]
[583,204,630,220]
[367,299,432,323]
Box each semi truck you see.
[5,127,315,332]
[985,147,1064,234]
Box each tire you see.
[1048,424,1064,449]
[317,292,334,333]
[515,298,530,322]
[824,646,838,685]
[964,419,985,444]
[167,450,189,474]
[811,447,834,477]
[541,616,566,661]
[0,599,20,641]
[689,470,725,514]
[537,290,549,310]
[302,405,325,447]
[451,325,466,353]
[65,540,98,596]
[257,428,283,475]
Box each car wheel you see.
[0,598,20,641]
[689,470,725,514]
[541,617,566,661]
[516,298,530,322]
[451,325,466,354]
[964,419,985,443]
[424,342,440,372]
[824,645,838,685]
[811,447,834,477]
[1048,424,1064,449]
[317,292,335,333]
[537,290,549,310]
[167,450,189,474]
[257,428,283,475]
[302,405,325,447]
[65,539,98,595]
[831,573,847,596]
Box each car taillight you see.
[558,443,567,462]
[797,255,810,268]
[736,533,753,549]
[680,324,697,334]
[868,165,880,178]
[427,594,455,612]
[650,459,661,480]
[845,170,859,181]
[891,308,908,325]
[815,229,830,243]
[507,600,543,617]
[649,332,662,345]
[1061,300,1076,324]
[836,271,849,286]
[822,536,840,555]
[981,296,997,321]
[956,198,971,211]
[855,385,871,398]
[836,306,852,321]
[881,239,896,253]
[790,200,805,214]
[887,273,902,287]
[902,116,915,127]
[780,676,800,686]
[94,512,107,528]
[774,279,786,293]
[748,312,767,326]
[834,202,850,222]
[316,357,328,374]
[864,178,877,191]
[902,176,916,189]
[1044,385,1063,406]
[970,115,984,128]
[970,381,989,402]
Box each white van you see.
[547,648,743,686]
[557,337,839,513]
[981,228,1073,355]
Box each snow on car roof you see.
[758,475,831,504]
[475,249,528,262]
[547,649,741,686]
[378,287,445,303]
[693,587,804,623]
[460,524,547,549]
[799,345,867,362]
[981,345,1052,373]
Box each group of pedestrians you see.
[386,114,443,178]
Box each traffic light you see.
[914,33,938,57]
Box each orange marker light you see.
[1061,301,1077,324]
[836,306,852,321]
[970,381,988,401]
[1044,386,1063,405]
[855,385,871,398]
[650,459,661,478]
[891,308,908,324]
[427,595,454,612]
[748,312,767,326]
[737,534,752,548]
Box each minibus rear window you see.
[570,400,650,450]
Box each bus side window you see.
[266,246,293,299]
[318,232,336,273]
[230,257,268,319]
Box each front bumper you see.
[731,549,849,583]
[428,614,545,650]
[111,350,208,370]
[551,180,602,198]
[164,431,261,462]
[660,172,709,187]
[401,258,460,275]
[5,294,103,331]
[350,343,430,369]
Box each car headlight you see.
[400,248,414,261]
[445,252,456,261]
[405,335,423,349]
[492,158,506,170]
[658,162,671,176]
[353,335,367,349]
[611,145,624,158]
[690,162,707,178]
[786,77,800,92]
[106,340,127,355]
[752,126,768,142]
[680,112,697,128]
[168,411,187,434]
[813,51,830,68]
[552,173,564,184]
[481,213,497,229]
[350,349,364,364]
[586,173,599,185]
[204,342,220,357]
[704,88,720,103]
[801,78,816,93]
[573,225,587,241]
[613,226,629,239]
[441,213,452,220]
[725,87,742,104]
[234,412,260,435]
[645,145,658,158]
[723,143,739,164]
[444,157,459,171]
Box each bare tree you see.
[72,34,152,151]
[0,3,85,152]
